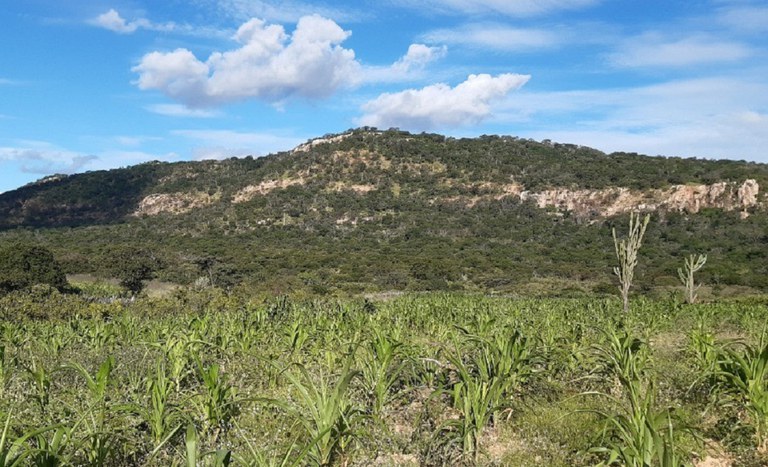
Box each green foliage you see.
[0,243,68,294]
[0,130,767,296]
[103,246,162,295]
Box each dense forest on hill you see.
[1,129,767,296]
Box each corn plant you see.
[193,359,238,441]
[440,352,509,463]
[715,333,768,450]
[183,423,232,467]
[0,344,15,396]
[278,360,362,466]
[140,360,180,447]
[584,328,692,466]
[688,324,718,373]
[0,412,33,466]
[233,419,328,467]
[359,330,407,419]
[586,379,687,467]
[591,327,648,393]
[30,424,80,466]
[24,359,53,411]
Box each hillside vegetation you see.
[1,129,767,295]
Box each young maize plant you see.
[194,358,238,442]
[715,333,768,451]
[440,352,508,464]
[278,360,362,466]
[584,328,694,466]
[359,329,407,420]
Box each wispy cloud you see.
[146,104,222,118]
[0,143,98,175]
[422,23,560,51]
[359,73,530,130]
[717,2,768,33]
[609,33,751,68]
[390,0,600,17]
[88,9,229,38]
[173,129,305,158]
[198,0,366,23]
[497,76,768,160]
[362,44,447,83]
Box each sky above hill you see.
[1,0,767,193]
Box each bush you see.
[0,243,68,294]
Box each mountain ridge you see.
[1,128,767,295]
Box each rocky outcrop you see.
[440,179,761,219]
[521,180,760,218]
[232,177,305,203]
[134,191,219,216]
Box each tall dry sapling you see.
[678,254,706,305]
[613,213,650,313]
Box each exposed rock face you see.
[134,192,218,216]
[520,179,760,218]
[232,177,305,203]
[439,179,760,218]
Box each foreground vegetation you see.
[1,288,768,465]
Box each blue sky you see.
[1,0,767,193]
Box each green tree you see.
[0,243,68,294]
[105,247,162,295]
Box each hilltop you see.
[1,128,767,296]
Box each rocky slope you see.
[1,129,768,293]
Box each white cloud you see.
[133,15,361,107]
[89,9,152,34]
[173,129,304,158]
[0,144,98,175]
[497,76,768,161]
[422,24,559,51]
[718,3,768,32]
[610,33,751,68]
[146,104,222,118]
[362,44,447,82]
[212,0,364,23]
[391,0,599,16]
[359,73,530,130]
[89,9,227,37]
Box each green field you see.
[1,289,768,466]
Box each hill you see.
[1,128,767,295]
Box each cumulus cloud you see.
[392,0,599,17]
[133,15,361,107]
[358,73,530,130]
[610,33,751,68]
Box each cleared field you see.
[1,290,767,465]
